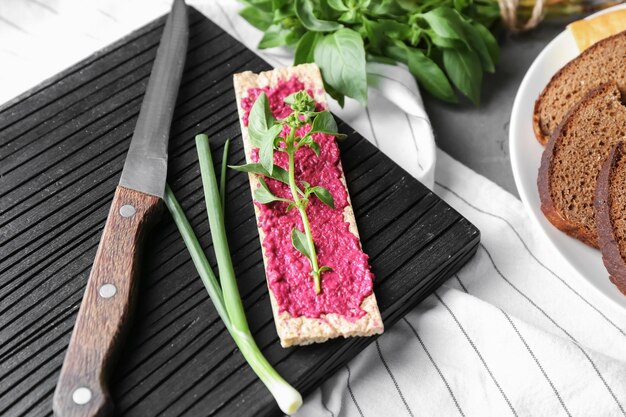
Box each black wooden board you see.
[0,8,480,417]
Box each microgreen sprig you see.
[232,90,345,294]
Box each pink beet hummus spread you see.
[241,77,374,320]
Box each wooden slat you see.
[0,8,480,417]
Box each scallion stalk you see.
[163,184,231,330]
[162,134,302,415]
[195,134,302,414]
[220,138,230,213]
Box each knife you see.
[52,1,188,416]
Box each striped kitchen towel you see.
[295,150,626,417]
[1,1,626,416]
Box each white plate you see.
[509,5,626,311]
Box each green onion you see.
[220,138,230,213]
[162,134,302,415]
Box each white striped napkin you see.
[2,1,626,416]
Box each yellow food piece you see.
[568,9,626,52]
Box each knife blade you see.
[52,1,188,416]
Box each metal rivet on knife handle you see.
[99,284,117,299]
[72,387,92,405]
[119,204,136,218]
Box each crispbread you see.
[533,30,626,146]
[233,64,384,348]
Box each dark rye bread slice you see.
[595,142,626,296]
[538,82,626,248]
[533,30,626,146]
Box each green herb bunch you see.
[232,90,345,293]
[239,0,500,105]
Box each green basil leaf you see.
[308,140,321,156]
[295,0,343,32]
[255,177,289,204]
[294,31,322,65]
[291,227,312,259]
[229,163,290,184]
[453,0,468,11]
[310,111,338,134]
[327,0,349,11]
[272,0,289,9]
[258,24,292,49]
[240,0,274,13]
[473,22,499,64]
[374,19,411,39]
[239,6,273,31]
[284,90,316,111]
[314,29,368,105]
[323,80,345,107]
[459,18,494,73]
[368,54,398,66]
[427,30,466,49]
[364,18,409,53]
[443,48,482,105]
[406,47,456,103]
[474,4,501,27]
[319,265,332,273]
[311,186,335,208]
[259,124,282,174]
[421,7,468,47]
[338,9,361,24]
[396,0,418,11]
[248,93,276,147]
[370,0,407,15]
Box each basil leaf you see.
[311,186,335,208]
[239,6,273,31]
[258,24,294,49]
[314,29,368,106]
[443,48,482,105]
[406,47,456,103]
[240,0,274,13]
[421,7,468,47]
[255,177,288,204]
[295,31,322,65]
[248,93,276,147]
[373,19,411,39]
[364,18,409,53]
[310,111,338,135]
[427,31,466,49]
[322,81,345,107]
[291,228,312,259]
[473,22,499,64]
[284,90,316,111]
[370,0,406,15]
[453,0,468,11]
[259,124,282,174]
[295,0,343,32]
[308,141,321,156]
[338,9,361,24]
[272,0,290,9]
[229,163,290,184]
[327,0,349,11]
[459,18,494,73]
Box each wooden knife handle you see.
[53,186,162,417]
